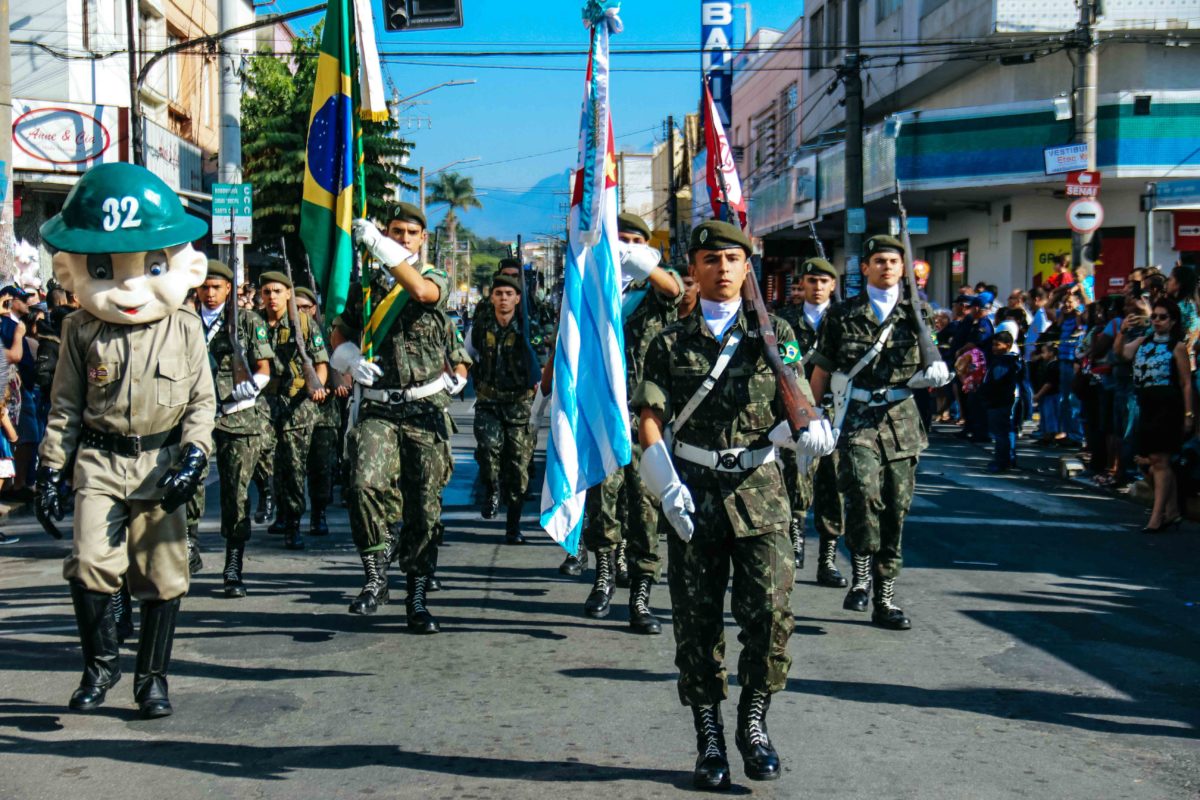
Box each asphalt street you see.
[0,403,1196,800]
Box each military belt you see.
[673,441,776,473]
[361,377,445,405]
[848,387,913,407]
[81,424,182,457]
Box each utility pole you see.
[842,0,864,297]
[1073,0,1099,274]
[667,115,680,266]
[127,0,141,164]
[218,0,247,273]
[1,0,13,277]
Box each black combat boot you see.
[283,519,305,551]
[628,575,661,635]
[309,506,329,536]
[112,582,134,645]
[505,502,526,545]
[735,689,781,781]
[842,553,872,612]
[614,541,630,588]
[583,549,616,618]
[223,543,247,598]
[348,551,389,615]
[481,486,500,520]
[558,543,588,577]
[789,518,805,570]
[254,480,275,525]
[405,574,440,634]
[815,536,848,588]
[133,597,180,719]
[871,576,912,630]
[691,704,732,791]
[186,524,203,575]
[267,511,289,536]
[68,582,122,711]
[384,521,402,565]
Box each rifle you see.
[894,179,943,370]
[709,144,820,434]
[514,265,541,389]
[227,209,253,388]
[807,221,828,261]
[279,237,325,396]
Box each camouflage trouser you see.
[474,399,533,506]
[273,421,315,522]
[307,425,339,511]
[781,449,814,524]
[581,443,662,581]
[812,450,844,540]
[837,443,917,579]
[254,422,275,487]
[348,411,451,576]
[186,464,210,528]
[214,430,267,543]
[667,509,794,707]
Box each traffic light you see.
[384,0,463,31]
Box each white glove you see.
[638,440,695,542]
[443,371,468,396]
[907,361,952,389]
[528,386,551,432]
[796,417,836,457]
[618,242,661,283]
[230,373,269,403]
[352,218,416,268]
[331,341,383,387]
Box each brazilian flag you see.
[300,0,357,322]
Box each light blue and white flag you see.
[540,1,631,554]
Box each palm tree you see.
[427,172,483,285]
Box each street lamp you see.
[392,79,476,109]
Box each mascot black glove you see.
[157,444,208,514]
[35,465,66,539]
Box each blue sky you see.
[273,0,804,239]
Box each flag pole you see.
[350,13,372,361]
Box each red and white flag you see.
[702,79,747,229]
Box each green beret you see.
[258,270,292,289]
[689,220,751,255]
[491,274,523,294]
[388,202,426,230]
[864,234,905,258]
[206,259,234,282]
[801,257,838,280]
[617,212,651,240]
[294,286,316,303]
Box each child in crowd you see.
[981,331,1026,472]
[955,341,989,442]
[1032,343,1062,445]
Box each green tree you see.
[426,172,482,284]
[241,28,416,266]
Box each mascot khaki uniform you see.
[36,163,216,719]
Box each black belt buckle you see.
[388,390,404,404]
[125,434,142,457]
[718,451,740,470]
[870,389,888,405]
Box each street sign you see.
[889,215,928,236]
[1044,143,1089,176]
[1155,179,1200,209]
[212,182,253,244]
[1067,198,1104,234]
[1065,170,1101,198]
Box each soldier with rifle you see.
[808,218,950,631]
[295,285,347,538]
[259,263,330,551]
[194,259,274,597]
[632,220,835,788]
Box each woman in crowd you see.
[1123,299,1194,532]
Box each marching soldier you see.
[790,258,848,588]
[194,261,274,597]
[333,203,466,632]
[776,270,810,570]
[252,432,276,525]
[633,220,834,787]
[580,212,681,635]
[260,271,330,551]
[296,286,344,537]
[809,235,948,630]
[35,163,216,718]
[469,273,538,545]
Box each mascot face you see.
[53,244,207,325]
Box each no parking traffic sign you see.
[1066,199,1104,234]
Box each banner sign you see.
[701,0,734,126]
[1044,143,1089,176]
[11,99,124,173]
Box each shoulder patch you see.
[311,331,325,349]
[779,339,802,365]
[255,326,267,341]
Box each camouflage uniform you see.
[794,307,845,545]
[307,375,343,516]
[470,313,536,508]
[202,308,274,544]
[582,271,683,582]
[633,310,810,707]
[776,302,813,533]
[810,294,926,581]
[335,266,454,577]
[264,312,329,527]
